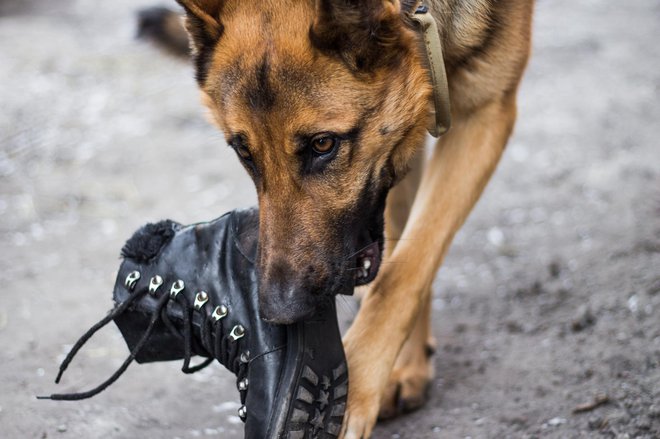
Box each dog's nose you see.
[258,260,317,324]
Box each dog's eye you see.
[311,135,338,155]
[236,145,252,161]
[230,135,253,162]
[298,132,344,175]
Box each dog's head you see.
[177,0,431,323]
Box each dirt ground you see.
[1,0,659,438]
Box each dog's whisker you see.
[343,242,376,261]
[345,260,407,272]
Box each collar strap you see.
[411,5,451,137]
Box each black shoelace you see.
[37,278,249,410]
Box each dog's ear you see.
[310,0,413,71]
[176,0,224,83]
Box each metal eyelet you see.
[229,324,245,341]
[237,405,247,420]
[169,280,185,298]
[239,351,250,364]
[237,378,249,391]
[125,271,140,291]
[212,305,228,322]
[148,275,163,295]
[193,291,209,310]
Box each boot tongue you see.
[120,219,181,263]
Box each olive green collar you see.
[411,5,451,137]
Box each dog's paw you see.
[340,330,389,438]
[378,338,436,419]
[340,392,380,439]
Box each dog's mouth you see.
[353,232,382,287]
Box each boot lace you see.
[38,274,250,411]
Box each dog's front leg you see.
[341,95,518,438]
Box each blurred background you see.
[1,0,658,438]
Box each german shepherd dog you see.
[158,0,533,436]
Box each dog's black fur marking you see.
[246,56,276,112]
[175,1,225,85]
[190,15,224,85]
[448,1,502,72]
[309,0,409,72]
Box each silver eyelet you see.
[237,378,249,391]
[229,324,245,341]
[193,291,209,310]
[239,351,250,364]
[237,405,247,420]
[148,275,163,295]
[125,271,141,291]
[212,305,228,322]
[169,280,185,298]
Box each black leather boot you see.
[40,208,348,439]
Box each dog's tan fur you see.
[175,0,533,436]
